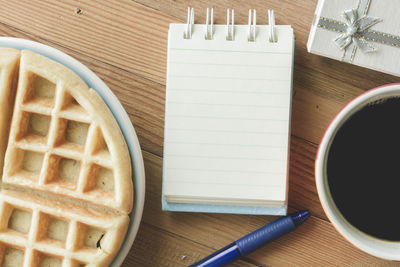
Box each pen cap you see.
[236,216,295,255]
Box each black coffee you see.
[327,97,400,241]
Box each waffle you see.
[0,49,133,266]
[0,48,20,177]
[0,190,129,267]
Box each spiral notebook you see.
[162,9,294,215]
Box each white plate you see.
[0,37,145,266]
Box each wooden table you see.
[2,1,399,266]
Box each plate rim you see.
[0,37,145,266]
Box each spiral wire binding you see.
[248,9,257,42]
[268,9,277,42]
[182,8,277,43]
[184,7,194,39]
[205,8,214,40]
[226,9,235,41]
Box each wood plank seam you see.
[0,21,168,90]
[139,220,261,266]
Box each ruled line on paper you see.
[169,75,290,81]
[168,78,289,89]
[167,88,289,95]
[169,47,291,55]
[164,154,285,162]
[166,180,284,187]
[166,114,287,122]
[167,92,290,107]
[166,105,290,120]
[167,101,288,108]
[165,141,285,148]
[169,61,291,68]
[166,128,286,135]
[165,167,284,175]
[165,170,286,188]
[169,50,292,68]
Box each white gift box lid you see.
[307,0,400,77]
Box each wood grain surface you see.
[1,0,399,266]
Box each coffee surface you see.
[327,97,400,241]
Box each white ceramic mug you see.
[315,83,400,261]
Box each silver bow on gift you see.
[317,0,400,62]
[334,9,381,52]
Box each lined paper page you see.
[164,24,294,205]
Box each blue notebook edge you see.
[161,195,288,215]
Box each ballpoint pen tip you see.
[291,210,311,226]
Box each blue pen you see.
[190,210,310,267]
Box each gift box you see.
[307,0,400,77]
